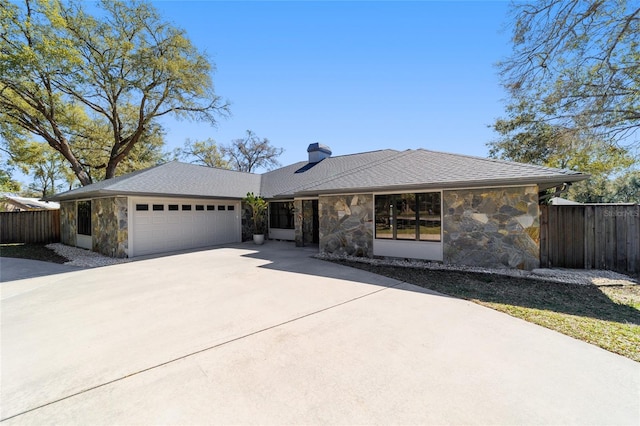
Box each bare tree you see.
[221,130,283,173]
[498,0,640,145]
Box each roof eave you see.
[50,189,250,201]
[290,174,590,197]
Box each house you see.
[1,193,60,212]
[50,144,587,269]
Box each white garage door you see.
[130,197,241,257]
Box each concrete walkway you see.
[1,242,638,424]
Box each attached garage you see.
[53,162,262,259]
[129,197,242,257]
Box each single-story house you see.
[50,144,587,269]
[1,193,60,212]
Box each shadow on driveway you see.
[0,257,83,283]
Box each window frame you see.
[374,191,441,242]
[77,200,92,236]
[269,201,295,230]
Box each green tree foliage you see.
[221,130,284,173]
[25,145,76,197]
[0,0,228,186]
[499,0,639,145]
[489,117,637,202]
[0,168,21,193]
[173,138,229,169]
[606,170,640,203]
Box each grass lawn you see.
[334,261,640,363]
[0,243,69,264]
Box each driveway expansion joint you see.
[0,282,400,423]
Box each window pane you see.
[418,192,441,241]
[396,194,417,240]
[269,202,294,229]
[153,204,164,211]
[206,205,215,211]
[218,205,225,211]
[195,205,204,211]
[136,204,149,211]
[227,205,235,211]
[77,201,91,236]
[182,204,192,211]
[168,204,179,211]
[375,195,393,239]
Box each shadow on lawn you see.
[335,262,640,326]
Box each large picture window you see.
[375,192,441,241]
[77,200,92,236]
[269,201,294,229]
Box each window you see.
[77,201,91,236]
[270,201,294,229]
[136,204,149,211]
[153,204,164,211]
[182,204,192,211]
[375,192,441,241]
[227,205,235,211]
[207,205,215,211]
[195,205,204,211]
[168,204,179,211]
[218,205,226,211]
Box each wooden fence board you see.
[540,205,639,274]
[0,210,60,244]
[539,206,549,267]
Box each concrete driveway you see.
[1,242,638,425]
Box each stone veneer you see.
[443,186,540,270]
[92,197,128,258]
[319,194,373,257]
[294,199,316,246]
[60,201,77,247]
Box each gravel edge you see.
[46,243,130,268]
[315,253,638,286]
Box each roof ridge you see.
[282,149,406,195]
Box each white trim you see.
[269,228,295,240]
[374,239,443,261]
[372,190,444,261]
[76,234,92,250]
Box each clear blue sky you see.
[153,1,513,170]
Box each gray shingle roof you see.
[51,149,587,201]
[51,161,261,201]
[263,149,587,197]
[260,149,399,198]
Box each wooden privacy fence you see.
[0,210,61,244]
[540,204,640,274]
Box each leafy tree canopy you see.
[0,0,228,186]
[499,0,639,146]
[489,114,637,202]
[0,168,21,193]
[173,138,228,169]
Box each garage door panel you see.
[132,198,240,257]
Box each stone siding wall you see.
[293,199,303,246]
[92,197,128,258]
[60,201,77,246]
[443,186,539,270]
[319,194,373,257]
